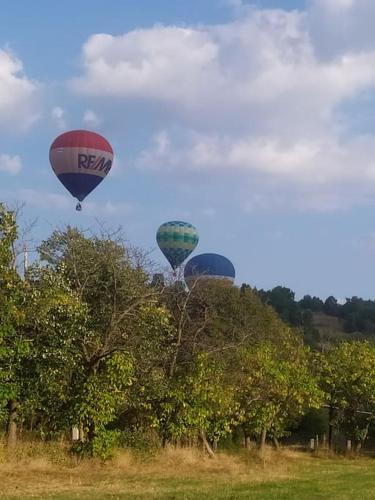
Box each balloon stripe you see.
[49,147,113,177]
[50,130,113,153]
[57,173,104,202]
[156,220,199,270]
[184,253,235,288]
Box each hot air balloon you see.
[156,221,199,270]
[49,130,114,211]
[184,253,235,288]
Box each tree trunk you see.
[29,412,35,433]
[243,428,250,449]
[200,430,215,458]
[355,424,370,453]
[6,400,18,448]
[328,406,334,451]
[273,437,280,450]
[212,439,218,452]
[87,421,96,446]
[259,428,267,450]
[245,435,251,449]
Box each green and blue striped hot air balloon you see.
[156,221,199,270]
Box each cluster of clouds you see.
[0,154,22,175]
[0,49,38,132]
[4,0,375,211]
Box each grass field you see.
[1,444,374,499]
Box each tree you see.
[235,343,322,449]
[18,264,88,438]
[340,297,375,334]
[157,280,305,451]
[0,204,29,447]
[324,296,339,317]
[257,286,302,326]
[155,353,237,455]
[318,342,375,451]
[299,295,324,312]
[38,227,174,454]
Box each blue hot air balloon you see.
[156,221,199,270]
[184,253,235,288]
[49,130,114,211]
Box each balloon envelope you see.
[49,130,114,203]
[184,253,235,287]
[156,221,199,270]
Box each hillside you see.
[248,285,374,348]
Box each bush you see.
[71,429,121,460]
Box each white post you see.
[310,438,315,451]
[72,426,79,441]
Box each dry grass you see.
[0,442,303,497]
[0,442,372,499]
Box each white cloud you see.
[308,0,375,59]
[51,106,66,130]
[0,154,22,175]
[73,10,375,115]
[13,188,133,216]
[72,4,375,212]
[0,49,39,131]
[72,29,219,106]
[83,109,101,127]
[315,0,354,10]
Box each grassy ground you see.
[1,443,374,499]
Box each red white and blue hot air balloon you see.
[49,130,114,211]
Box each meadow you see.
[1,443,374,499]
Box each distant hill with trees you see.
[244,285,375,348]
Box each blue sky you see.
[2,0,375,300]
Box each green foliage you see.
[19,264,88,432]
[0,205,28,420]
[156,353,237,443]
[257,286,375,345]
[236,343,323,439]
[38,227,174,452]
[318,341,375,446]
[75,352,133,432]
[91,429,121,460]
[257,286,302,326]
[5,212,375,457]
[119,428,160,451]
[299,295,324,312]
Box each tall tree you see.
[38,227,173,453]
[235,342,322,449]
[0,204,28,447]
[19,265,88,438]
[318,342,375,451]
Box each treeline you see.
[250,285,375,345]
[1,204,375,459]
